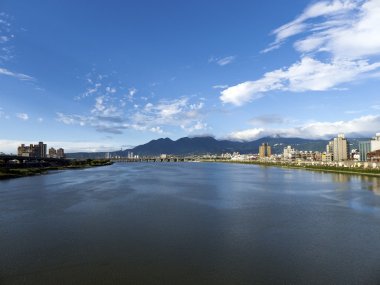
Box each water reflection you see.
[360,176,380,195]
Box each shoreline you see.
[0,160,113,180]
[202,159,380,177]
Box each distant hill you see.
[66,136,365,158]
[119,136,331,156]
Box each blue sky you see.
[1,0,380,153]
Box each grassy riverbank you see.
[0,159,113,180]
[206,159,380,177]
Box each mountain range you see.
[67,136,365,159]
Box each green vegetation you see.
[0,159,113,180]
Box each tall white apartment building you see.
[333,133,349,162]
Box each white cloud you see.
[224,0,380,106]
[228,128,266,141]
[106,86,116,93]
[58,95,207,135]
[181,121,208,132]
[221,57,380,105]
[16,113,29,121]
[209,56,236,66]
[265,0,359,52]
[212,84,229,89]
[78,83,101,100]
[228,115,380,141]
[0,14,35,81]
[131,97,207,133]
[150,126,163,134]
[128,87,137,99]
[0,67,34,81]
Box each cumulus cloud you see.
[221,57,380,105]
[222,0,380,106]
[228,115,380,141]
[131,98,207,133]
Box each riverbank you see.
[205,159,380,177]
[0,159,113,180]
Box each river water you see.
[1,162,380,284]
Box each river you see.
[1,162,380,284]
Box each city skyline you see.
[1,0,380,153]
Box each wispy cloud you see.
[0,13,13,63]
[263,0,358,53]
[249,114,289,125]
[16,113,29,121]
[0,13,35,81]
[209,55,236,66]
[221,0,380,106]
[212,84,229,89]
[228,114,380,141]
[0,67,34,81]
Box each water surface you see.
[1,163,380,284]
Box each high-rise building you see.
[370,133,380,152]
[259,143,271,158]
[57,148,65,158]
[38,142,47,158]
[359,141,371,162]
[17,141,55,158]
[326,141,334,154]
[128,151,134,159]
[283,145,296,160]
[332,133,349,162]
[49,147,57,158]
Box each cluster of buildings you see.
[224,133,380,166]
[17,142,65,159]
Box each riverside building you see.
[359,141,371,162]
[17,142,64,158]
[17,142,47,158]
[332,134,349,162]
[259,143,271,158]
[370,133,380,152]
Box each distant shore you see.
[204,159,380,177]
[0,159,113,180]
